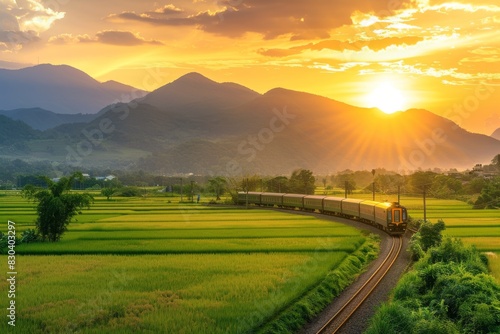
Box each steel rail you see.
[315,235,403,334]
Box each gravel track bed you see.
[277,210,412,334]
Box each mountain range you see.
[0,64,147,115]
[0,65,498,175]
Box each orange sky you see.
[0,0,499,135]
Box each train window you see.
[402,209,407,221]
[394,210,401,223]
[387,210,392,223]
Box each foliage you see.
[335,173,357,195]
[288,169,315,194]
[101,187,117,200]
[257,235,379,334]
[22,172,94,242]
[368,238,500,334]
[474,177,500,209]
[493,154,500,171]
[419,219,446,251]
[119,187,143,197]
[207,176,227,200]
[20,228,39,243]
[265,176,289,193]
[409,171,437,193]
[409,220,446,260]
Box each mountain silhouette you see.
[0,64,147,114]
[492,128,500,141]
[0,108,98,131]
[1,70,498,174]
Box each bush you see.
[20,228,39,243]
[119,187,143,197]
[367,236,500,334]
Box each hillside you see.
[63,77,498,174]
[0,64,148,114]
[492,128,500,141]
[1,71,498,174]
[0,108,98,131]
[0,115,39,145]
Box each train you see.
[237,192,408,235]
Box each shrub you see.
[20,228,39,243]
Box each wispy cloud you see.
[106,1,414,40]
[49,31,163,46]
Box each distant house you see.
[473,164,483,172]
[470,163,498,179]
[96,175,116,181]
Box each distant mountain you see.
[0,108,98,131]
[0,64,148,114]
[0,115,38,145]
[492,128,500,141]
[141,72,260,115]
[1,71,498,174]
[60,76,498,174]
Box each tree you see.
[207,177,227,200]
[288,169,315,194]
[474,177,500,209]
[265,176,289,193]
[336,173,356,195]
[492,154,500,171]
[419,220,446,251]
[101,187,116,200]
[22,172,94,242]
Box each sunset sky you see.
[0,0,499,135]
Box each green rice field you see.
[369,194,500,281]
[318,189,500,281]
[0,192,374,333]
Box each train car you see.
[236,191,407,235]
[237,192,262,205]
[359,200,378,222]
[261,192,284,207]
[323,197,344,215]
[341,198,363,218]
[303,195,327,212]
[282,194,306,209]
[380,202,407,234]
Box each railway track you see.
[314,235,403,334]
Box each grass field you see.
[363,192,500,281]
[316,188,500,281]
[0,192,375,333]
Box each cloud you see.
[258,36,424,57]
[107,0,414,40]
[0,0,64,51]
[49,31,163,46]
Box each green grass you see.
[0,253,351,334]
[396,196,500,280]
[0,192,376,333]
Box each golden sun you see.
[366,81,407,114]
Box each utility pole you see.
[245,178,249,210]
[190,180,194,203]
[371,169,376,201]
[180,178,183,203]
[345,181,348,198]
[397,185,401,204]
[423,185,427,223]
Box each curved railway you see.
[235,192,408,333]
[314,235,403,334]
[237,192,407,235]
